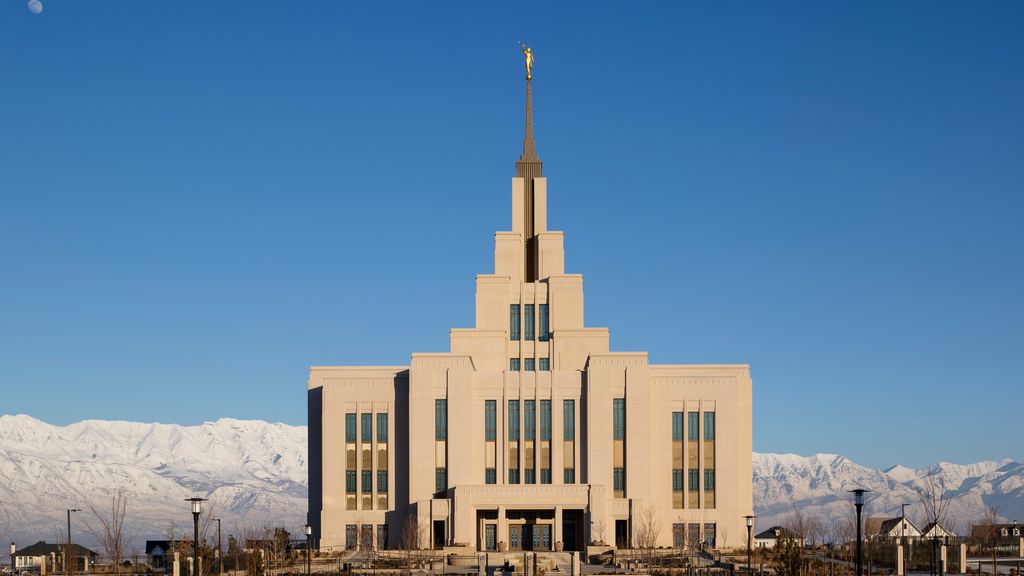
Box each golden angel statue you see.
[520,43,534,80]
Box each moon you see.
[28,0,43,14]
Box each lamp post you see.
[744,516,755,575]
[850,489,869,576]
[67,508,81,576]
[213,518,222,575]
[10,543,16,576]
[185,498,206,576]
[304,525,312,576]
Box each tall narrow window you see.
[345,413,357,510]
[563,399,575,484]
[510,358,521,372]
[687,411,700,509]
[435,400,448,440]
[524,358,535,371]
[704,411,716,509]
[484,400,497,484]
[538,358,550,371]
[538,304,549,341]
[361,470,372,494]
[377,470,388,493]
[672,411,684,509]
[377,412,389,509]
[688,412,699,440]
[345,414,357,443]
[435,399,447,497]
[377,413,388,442]
[688,469,699,492]
[361,413,372,443]
[613,399,625,497]
[346,470,357,494]
[510,304,521,341]
[704,413,715,440]
[508,400,520,484]
[539,399,551,484]
[524,304,535,340]
[524,399,536,483]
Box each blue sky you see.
[1,1,1021,469]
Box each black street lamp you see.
[849,489,869,576]
[213,518,222,575]
[744,516,755,575]
[304,525,312,576]
[66,508,80,576]
[185,498,206,576]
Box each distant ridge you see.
[1,415,1020,547]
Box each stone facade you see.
[307,73,752,553]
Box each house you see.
[13,542,97,574]
[970,523,1021,543]
[920,523,954,540]
[754,526,799,549]
[866,516,921,541]
[145,540,179,569]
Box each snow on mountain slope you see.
[1,415,1020,549]
[0,415,307,546]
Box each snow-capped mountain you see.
[752,453,1024,531]
[0,415,307,547]
[1,415,1020,549]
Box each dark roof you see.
[970,524,1021,538]
[754,526,793,540]
[921,522,950,535]
[879,517,919,535]
[145,540,175,554]
[15,542,96,557]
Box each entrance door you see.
[509,525,522,551]
[433,520,445,549]
[615,520,629,549]
[563,523,576,551]
[485,525,497,551]
[533,525,551,551]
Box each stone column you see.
[897,544,904,576]
[84,556,89,573]
[498,506,508,551]
[941,545,947,574]
[173,552,181,576]
[959,544,967,575]
[554,506,563,551]
[478,554,485,576]
[1019,537,1023,558]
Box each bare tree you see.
[783,507,808,547]
[86,491,132,576]
[590,518,606,546]
[917,470,951,536]
[633,505,662,566]
[976,505,1001,576]
[237,523,270,576]
[399,515,424,568]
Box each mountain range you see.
[1,415,1020,548]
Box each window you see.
[377,413,388,442]
[485,400,496,441]
[524,358,535,371]
[704,412,715,441]
[346,525,357,549]
[346,470,357,494]
[540,468,551,484]
[688,412,699,440]
[362,470,372,493]
[524,304,535,340]
[540,400,551,440]
[345,414,357,443]
[525,469,536,484]
[704,524,716,547]
[510,358,521,372]
[435,399,447,440]
[539,357,550,371]
[564,469,575,484]
[508,401,520,440]
[524,400,536,441]
[613,467,625,492]
[361,413,372,443]
[613,399,626,440]
[673,524,685,549]
[377,470,388,493]
[673,469,684,491]
[538,304,549,341]
[688,469,699,492]
[377,525,388,550]
[435,467,447,493]
[510,304,521,341]
[485,468,496,484]
[508,469,520,484]
[563,400,575,440]
[672,412,684,441]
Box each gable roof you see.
[754,526,793,540]
[15,542,96,558]
[879,517,920,536]
[145,540,176,554]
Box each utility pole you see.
[66,509,80,576]
[214,519,222,575]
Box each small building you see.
[970,523,1021,543]
[920,522,954,540]
[866,516,921,541]
[14,542,97,574]
[754,526,799,549]
[145,540,178,569]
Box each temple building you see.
[307,61,753,553]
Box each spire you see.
[519,78,539,162]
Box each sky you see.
[1,1,1021,469]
